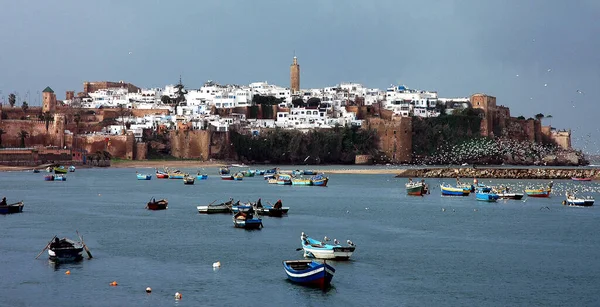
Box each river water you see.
[1,166,599,307]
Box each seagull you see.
[347,240,355,246]
[128,51,132,55]
[324,236,330,242]
[334,239,339,245]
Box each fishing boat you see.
[474,183,491,193]
[406,180,427,196]
[54,166,68,174]
[68,165,76,172]
[292,170,304,176]
[169,171,185,180]
[221,174,234,180]
[291,177,312,186]
[155,169,169,179]
[303,170,317,175]
[197,200,233,214]
[282,260,335,289]
[136,172,152,180]
[33,169,40,173]
[571,177,592,181]
[45,166,53,172]
[525,181,553,198]
[53,175,67,181]
[232,210,263,229]
[497,192,524,200]
[277,174,292,185]
[0,201,24,214]
[146,198,168,210]
[476,191,499,202]
[219,166,230,175]
[44,175,54,181]
[233,173,244,181]
[42,233,92,262]
[183,175,195,185]
[440,184,470,196]
[231,204,253,213]
[300,233,356,260]
[310,174,328,187]
[254,199,288,217]
[196,173,208,180]
[255,169,266,175]
[563,192,594,207]
[264,173,276,180]
[243,170,255,177]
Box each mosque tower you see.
[42,86,56,113]
[290,55,300,94]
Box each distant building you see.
[290,56,300,94]
[470,93,497,137]
[42,86,56,113]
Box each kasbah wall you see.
[365,115,412,163]
[74,133,134,159]
[0,114,65,148]
[169,130,211,160]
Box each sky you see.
[1,0,599,153]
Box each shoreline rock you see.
[395,168,599,180]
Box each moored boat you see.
[303,170,317,175]
[68,165,76,172]
[406,179,428,196]
[563,191,594,207]
[254,199,288,217]
[243,170,255,177]
[476,191,499,202]
[183,175,195,185]
[525,181,553,198]
[221,174,234,180]
[232,210,263,229]
[53,175,67,181]
[54,166,68,174]
[43,235,92,262]
[146,198,168,210]
[277,174,292,185]
[310,174,328,187]
[283,260,335,289]
[233,172,244,181]
[497,192,524,200]
[197,200,233,214]
[196,173,208,180]
[571,177,592,181]
[291,177,312,186]
[0,201,24,214]
[155,169,169,179]
[440,184,470,196]
[44,175,54,181]
[136,172,152,180]
[300,232,355,260]
[169,171,185,180]
[219,166,231,175]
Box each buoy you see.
[213,261,221,268]
[174,292,182,300]
[110,281,118,286]
[146,287,152,293]
[65,270,71,275]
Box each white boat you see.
[300,232,355,260]
[564,192,594,207]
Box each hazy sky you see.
[1,0,599,153]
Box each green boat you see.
[54,166,68,174]
[243,170,255,177]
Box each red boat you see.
[146,199,168,210]
[221,175,234,180]
[572,177,592,181]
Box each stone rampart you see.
[170,130,211,160]
[395,167,599,179]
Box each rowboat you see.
[196,173,208,180]
[68,165,76,172]
[310,174,328,187]
[497,192,524,200]
[219,166,230,175]
[525,181,553,198]
[155,169,169,179]
[440,184,470,196]
[0,201,24,214]
[563,192,594,207]
[233,211,263,229]
[221,175,234,180]
[146,199,168,210]
[254,199,288,217]
[303,170,317,175]
[48,237,84,262]
[291,177,312,186]
[183,175,195,185]
[571,177,592,181]
[283,260,335,289]
[169,172,185,180]
[136,173,152,180]
[474,183,491,193]
[300,233,355,260]
[53,175,67,181]
[243,170,255,177]
[277,174,292,185]
[44,175,54,181]
[233,173,244,181]
[54,166,68,174]
[406,181,427,196]
[197,200,233,214]
[476,191,499,202]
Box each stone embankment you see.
[395,168,599,180]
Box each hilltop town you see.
[0,56,584,167]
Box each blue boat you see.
[231,204,253,213]
[476,191,499,202]
[440,184,470,196]
[310,174,328,187]
[136,173,152,180]
[196,173,208,180]
[233,211,262,229]
[475,183,491,193]
[282,260,335,289]
[219,166,230,175]
[53,175,67,181]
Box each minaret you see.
[42,86,56,113]
[290,55,300,94]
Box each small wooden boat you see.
[243,170,255,177]
[292,170,304,176]
[136,173,152,180]
[254,199,288,217]
[497,192,524,200]
[45,235,93,262]
[169,171,185,180]
[233,173,244,181]
[255,169,266,175]
[53,175,67,181]
[0,201,24,214]
[197,200,233,214]
[440,184,470,196]
[571,177,592,181]
[563,192,594,207]
[221,174,234,180]
[291,177,312,186]
[303,170,317,175]
[267,178,278,184]
[475,183,491,193]
[310,174,328,187]
[300,233,355,260]
[54,166,68,174]
[155,169,169,179]
[44,175,54,181]
[146,199,168,210]
[68,165,76,172]
[233,210,263,229]
[283,260,335,289]
[219,166,230,175]
[406,181,427,196]
[183,175,195,185]
[476,191,499,202]
[45,166,52,173]
[264,173,276,180]
[196,173,208,180]
[33,169,40,173]
[525,181,553,198]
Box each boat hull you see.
[283,260,335,288]
[497,193,524,200]
[233,218,262,229]
[54,167,68,174]
[48,248,83,262]
[0,202,24,214]
[137,174,152,180]
[571,177,592,181]
[196,175,208,180]
[441,185,470,196]
[406,184,424,196]
[221,175,234,180]
[301,237,355,260]
[476,192,499,202]
[525,190,551,198]
[311,178,328,187]
[146,200,168,210]
[565,198,594,207]
[156,173,169,179]
[292,179,312,186]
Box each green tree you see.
[17,130,29,148]
[291,98,304,108]
[0,129,5,147]
[306,97,321,108]
[535,113,545,121]
[21,101,29,112]
[8,93,16,107]
[160,95,171,105]
[117,104,131,133]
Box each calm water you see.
[1,167,600,307]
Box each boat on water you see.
[54,166,68,174]
[146,198,168,210]
[155,169,169,179]
[303,170,317,175]
[44,175,54,181]
[136,172,152,180]
[233,173,244,181]
[197,200,233,214]
[476,191,499,202]
[243,170,255,177]
[45,166,53,173]
[221,174,234,180]
[563,191,594,207]
[0,201,24,214]
[68,165,76,172]
[33,169,40,173]
[291,177,312,186]
[440,184,470,196]
[406,179,428,196]
[183,175,195,185]
[300,232,356,260]
[310,174,328,187]
[525,181,553,198]
[255,169,266,175]
[232,210,263,229]
[196,173,208,180]
[254,199,288,217]
[53,175,67,181]
[169,171,185,180]
[292,170,304,176]
[43,234,92,262]
[571,177,592,181]
[474,183,491,193]
[277,174,292,185]
[497,192,524,200]
[283,260,335,289]
[219,166,231,175]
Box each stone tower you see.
[53,113,65,148]
[290,56,300,94]
[42,86,56,113]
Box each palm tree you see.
[534,113,545,121]
[546,114,553,126]
[21,101,29,112]
[17,130,29,148]
[0,129,5,148]
[8,93,16,107]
